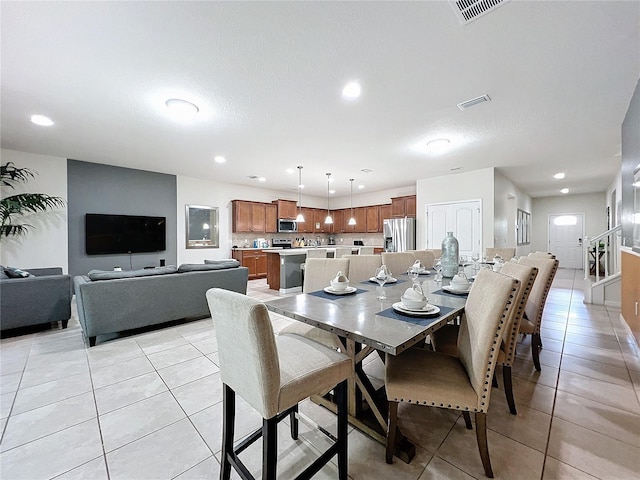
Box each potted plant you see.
[1,162,65,237]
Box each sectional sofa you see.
[74,262,249,346]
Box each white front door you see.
[426,200,482,258]
[548,213,584,269]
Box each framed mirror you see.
[186,205,219,249]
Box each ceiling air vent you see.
[457,94,491,111]
[449,0,510,25]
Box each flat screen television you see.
[85,213,166,255]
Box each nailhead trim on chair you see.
[501,267,537,366]
[389,282,518,415]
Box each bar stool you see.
[206,288,352,480]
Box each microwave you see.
[278,219,298,233]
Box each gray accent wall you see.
[67,160,177,276]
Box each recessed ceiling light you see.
[214,156,226,164]
[358,185,365,189]
[165,98,199,119]
[30,114,54,126]
[258,177,266,182]
[560,188,569,194]
[553,172,565,179]
[342,81,362,100]
[329,189,336,194]
[427,138,451,153]
[286,168,294,174]
[299,184,305,189]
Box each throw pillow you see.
[4,266,33,278]
[178,261,238,272]
[88,266,178,281]
[203,259,241,269]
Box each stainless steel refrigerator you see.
[383,218,416,252]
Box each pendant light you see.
[324,173,333,224]
[348,178,356,226]
[295,166,305,222]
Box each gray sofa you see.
[1,267,72,331]
[74,264,249,346]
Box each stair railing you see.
[584,225,622,281]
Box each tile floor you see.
[1,268,639,479]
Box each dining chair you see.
[407,250,436,268]
[385,269,519,478]
[279,258,350,350]
[300,248,328,284]
[528,251,556,259]
[342,254,381,283]
[425,248,442,259]
[381,252,416,276]
[430,263,538,414]
[358,246,375,255]
[517,256,559,371]
[334,247,354,258]
[485,248,516,260]
[206,288,352,480]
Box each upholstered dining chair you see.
[280,258,350,350]
[528,251,556,259]
[342,254,381,283]
[407,250,436,268]
[385,269,519,478]
[206,288,352,480]
[485,248,516,260]
[380,252,416,276]
[517,256,559,371]
[357,246,375,255]
[430,263,538,414]
[334,247,354,258]
[425,248,442,259]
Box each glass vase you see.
[441,232,459,278]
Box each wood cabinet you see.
[314,208,329,233]
[297,207,315,233]
[331,209,345,234]
[391,195,416,218]
[232,249,267,279]
[265,203,277,233]
[380,204,392,231]
[622,251,640,346]
[233,200,274,233]
[353,207,367,233]
[275,199,297,220]
[366,206,379,233]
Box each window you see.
[517,209,531,246]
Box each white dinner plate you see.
[369,277,398,283]
[392,302,441,317]
[323,286,357,295]
[443,285,471,294]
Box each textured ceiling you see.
[1,1,639,199]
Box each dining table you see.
[265,272,469,463]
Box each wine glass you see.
[471,252,480,271]
[375,264,391,301]
[433,257,443,283]
[408,264,420,284]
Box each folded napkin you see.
[403,284,425,300]
[333,271,349,283]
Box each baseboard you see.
[604,300,621,308]
[279,286,302,294]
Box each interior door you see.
[426,200,481,257]
[548,213,584,269]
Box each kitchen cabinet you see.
[275,199,297,220]
[296,207,314,233]
[232,200,266,233]
[265,203,278,233]
[314,208,329,233]
[380,204,392,231]
[232,249,267,279]
[366,206,379,233]
[331,209,345,234]
[391,195,416,218]
[353,207,367,233]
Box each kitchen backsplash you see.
[231,233,384,248]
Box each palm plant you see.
[1,162,65,237]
